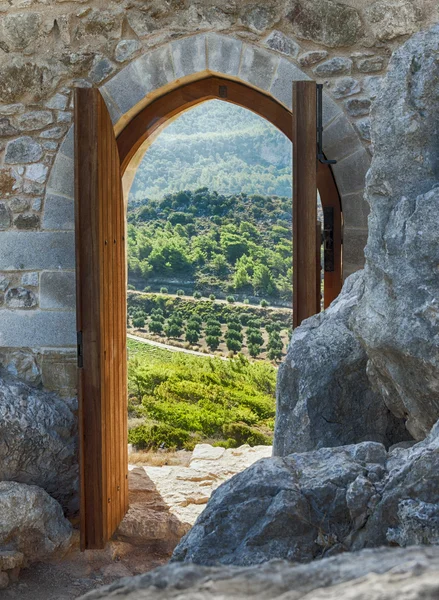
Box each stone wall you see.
[0,0,438,393]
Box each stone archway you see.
[42,32,370,350]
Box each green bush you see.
[248,343,261,358]
[206,325,222,337]
[128,422,190,450]
[193,291,202,299]
[177,289,185,296]
[160,287,168,294]
[209,294,215,301]
[260,299,268,307]
[247,329,264,346]
[206,335,220,351]
[132,316,146,328]
[149,319,163,334]
[222,422,272,447]
[226,295,235,304]
[186,327,200,344]
[128,284,135,290]
[227,321,242,333]
[226,338,242,353]
[164,322,183,338]
[243,299,250,304]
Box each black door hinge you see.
[323,207,335,272]
[77,331,83,368]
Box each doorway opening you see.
[75,76,342,550]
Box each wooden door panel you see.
[75,88,128,550]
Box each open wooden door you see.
[75,88,129,550]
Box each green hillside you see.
[127,188,293,303]
[128,100,292,203]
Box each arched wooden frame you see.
[117,76,342,307]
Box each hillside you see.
[127,189,293,303]
[128,100,292,203]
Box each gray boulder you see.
[274,272,410,456]
[351,24,439,441]
[0,373,78,515]
[79,546,439,599]
[0,481,72,565]
[172,426,439,566]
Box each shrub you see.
[193,291,202,299]
[149,319,163,334]
[176,289,185,296]
[185,328,200,344]
[226,338,242,353]
[206,325,221,337]
[248,343,261,358]
[143,286,151,292]
[128,284,135,290]
[132,316,146,328]
[128,423,190,450]
[209,294,215,301]
[227,321,242,333]
[226,295,235,304]
[260,299,268,307]
[225,329,243,343]
[222,422,272,447]
[160,287,168,294]
[243,299,250,304]
[247,329,264,346]
[164,322,183,338]
[206,335,220,351]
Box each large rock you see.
[0,373,78,515]
[274,272,410,456]
[172,426,439,566]
[79,545,439,599]
[0,481,72,565]
[351,24,439,440]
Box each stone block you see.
[332,148,371,195]
[0,310,76,347]
[16,111,53,131]
[171,35,206,80]
[314,57,352,76]
[98,88,123,125]
[298,50,328,67]
[331,77,361,99]
[41,351,77,397]
[323,114,364,162]
[0,231,75,271]
[341,190,370,230]
[101,61,149,116]
[207,34,242,77]
[42,194,74,231]
[133,44,175,97]
[5,136,43,164]
[239,45,279,92]
[263,31,300,59]
[321,93,342,127]
[115,39,142,63]
[59,126,74,159]
[45,94,69,111]
[270,58,309,110]
[40,271,76,310]
[47,154,74,199]
[343,227,368,274]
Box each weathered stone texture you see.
[0,373,78,514]
[352,24,439,441]
[0,481,72,564]
[173,425,439,567]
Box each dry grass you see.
[128,449,192,467]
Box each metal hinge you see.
[316,84,337,165]
[77,331,83,368]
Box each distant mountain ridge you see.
[129,100,292,203]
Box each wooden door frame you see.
[116,75,342,307]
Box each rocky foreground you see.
[81,546,439,599]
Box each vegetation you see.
[127,340,276,450]
[129,100,292,201]
[127,188,293,303]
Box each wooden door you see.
[292,81,318,328]
[74,88,128,550]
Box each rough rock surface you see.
[275,24,439,453]
[351,24,439,441]
[274,272,410,456]
[79,546,439,599]
[173,425,439,566]
[0,373,78,515]
[0,481,72,565]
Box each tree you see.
[186,328,200,344]
[206,335,220,351]
[247,328,263,346]
[252,264,276,296]
[132,316,146,329]
[206,325,221,337]
[226,295,235,304]
[149,319,163,334]
[226,338,241,353]
[225,329,243,343]
[248,343,261,358]
[164,321,183,338]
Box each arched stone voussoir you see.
[45,32,370,279]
